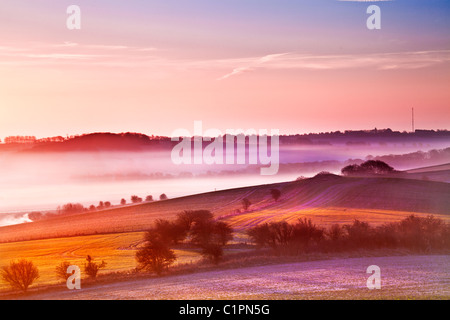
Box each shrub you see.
[327,223,344,242]
[270,189,281,202]
[247,223,276,248]
[344,220,374,249]
[291,218,324,248]
[55,261,72,281]
[1,259,39,292]
[84,255,106,279]
[247,215,450,254]
[242,198,251,211]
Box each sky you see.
[0,0,449,139]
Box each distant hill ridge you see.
[0,129,448,152]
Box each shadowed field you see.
[17,255,450,300]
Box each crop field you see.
[222,207,450,231]
[0,232,202,291]
[20,255,450,300]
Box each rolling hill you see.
[0,174,449,243]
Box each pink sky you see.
[0,1,449,139]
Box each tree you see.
[1,259,39,292]
[247,223,275,248]
[270,189,281,202]
[104,201,111,208]
[242,198,251,211]
[214,221,234,246]
[341,160,394,176]
[153,219,187,245]
[131,195,143,203]
[136,232,176,275]
[176,210,214,233]
[145,195,154,202]
[120,198,127,205]
[189,218,233,264]
[58,203,85,215]
[84,255,106,279]
[159,193,168,200]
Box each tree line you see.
[247,215,450,254]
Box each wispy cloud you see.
[215,50,450,80]
[0,42,158,67]
[216,53,289,80]
[0,42,449,80]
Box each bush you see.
[247,218,324,252]
[270,189,281,202]
[247,223,275,248]
[84,255,106,279]
[291,218,324,248]
[242,198,251,211]
[344,219,374,249]
[136,232,176,275]
[55,261,72,281]
[1,259,39,292]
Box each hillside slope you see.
[0,175,449,242]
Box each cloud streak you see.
[215,50,450,80]
[0,42,449,80]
